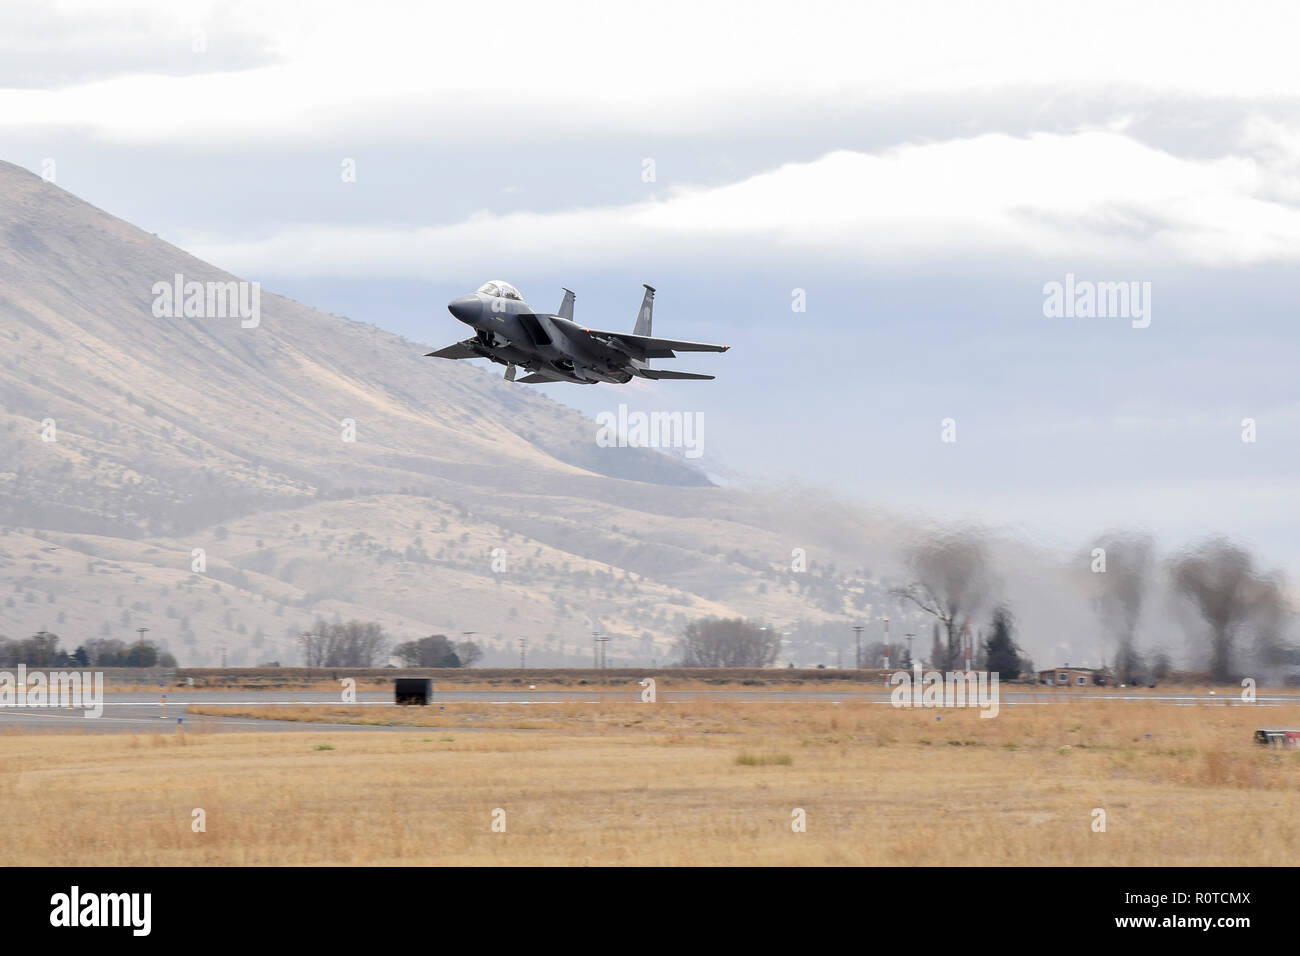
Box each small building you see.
[1038,664,1102,687]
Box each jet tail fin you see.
[633,284,654,336]
[557,288,575,320]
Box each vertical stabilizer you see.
[557,288,575,320]
[634,284,654,336]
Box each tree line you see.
[0,622,487,670]
[673,612,1024,679]
[0,631,177,667]
[890,529,1294,683]
[675,528,1295,684]
[296,619,483,668]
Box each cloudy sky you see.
[3,0,1299,574]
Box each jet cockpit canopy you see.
[477,280,523,301]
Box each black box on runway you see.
[395,678,432,705]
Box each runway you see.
[0,686,1295,733]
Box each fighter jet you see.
[425,280,729,384]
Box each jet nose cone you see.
[448,294,481,325]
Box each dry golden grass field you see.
[3,696,1298,865]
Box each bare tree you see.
[678,618,779,667]
[927,622,944,669]
[891,529,996,670]
[455,639,484,667]
[297,622,326,667]
[1083,531,1154,683]
[298,619,389,667]
[1170,537,1288,682]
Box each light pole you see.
[135,626,149,667]
[852,623,863,670]
[519,637,526,669]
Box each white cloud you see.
[0,0,276,88]
[3,0,1299,144]
[181,128,1300,278]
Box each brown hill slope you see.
[0,160,910,665]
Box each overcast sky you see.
[3,0,1299,576]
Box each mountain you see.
[0,160,917,666]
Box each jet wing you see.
[635,369,715,380]
[425,338,480,360]
[582,329,730,360]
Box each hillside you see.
[0,160,919,665]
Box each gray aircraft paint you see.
[426,280,728,385]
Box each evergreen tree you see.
[983,606,1021,680]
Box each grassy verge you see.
[2,699,1294,865]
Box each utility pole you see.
[852,623,863,670]
[135,626,150,667]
